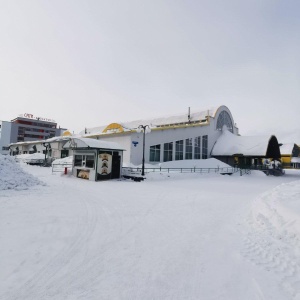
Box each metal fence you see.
[122,166,239,176]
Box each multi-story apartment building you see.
[0,113,67,155]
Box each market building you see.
[9,105,240,165]
[81,105,239,166]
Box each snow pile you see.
[14,153,31,162]
[158,158,230,169]
[250,180,300,239]
[15,153,45,163]
[123,158,232,181]
[123,158,230,169]
[52,156,73,165]
[0,155,44,190]
[242,178,300,296]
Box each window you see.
[61,150,69,158]
[175,140,183,160]
[74,155,83,166]
[86,155,95,168]
[194,136,201,159]
[74,154,95,168]
[216,111,233,133]
[202,135,208,159]
[163,142,173,162]
[150,144,161,162]
[185,138,192,159]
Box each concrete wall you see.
[95,134,132,165]
[0,121,12,155]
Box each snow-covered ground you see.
[1,156,300,300]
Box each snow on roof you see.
[80,106,221,135]
[63,138,125,150]
[212,129,272,156]
[280,143,295,155]
[10,135,74,146]
[52,156,73,165]
[45,136,72,143]
[10,140,44,146]
[15,153,45,161]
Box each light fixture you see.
[137,125,151,176]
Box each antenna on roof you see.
[188,107,191,122]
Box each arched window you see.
[216,111,233,133]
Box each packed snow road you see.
[1,165,300,300]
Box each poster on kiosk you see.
[97,153,112,180]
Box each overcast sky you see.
[1,0,299,140]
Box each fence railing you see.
[122,166,239,176]
[122,164,287,178]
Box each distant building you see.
[280,143,300,168]
[0,121,12,155]
[0,113,67,155]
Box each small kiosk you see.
[63,138,125,181]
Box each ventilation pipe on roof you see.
[188,107,191,122]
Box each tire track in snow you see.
[241,181,300,300]
[51,190,169,299]
[39,194,126,299]
[7,187,168,300]
[2,187,100,300]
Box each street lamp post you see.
[137,125,151,176]
[42,142,49,165]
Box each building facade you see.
[9,106,240,166]
[280,143,300,168]
[84,105,239,166]
[0,121,12,155]
[0,114,67,155]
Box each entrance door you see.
[111,152,121,179]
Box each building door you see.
[111,152,121,179]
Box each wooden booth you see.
[63,138,125,181]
